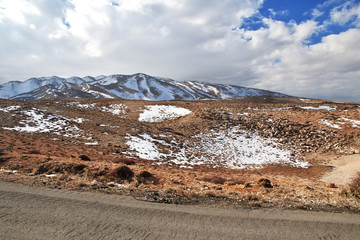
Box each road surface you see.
[1,180,359,240]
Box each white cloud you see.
[268,8,289,17]
[0,0,40,24]
[311,9,324,19]
[0,0,359,102]
[330,1,360,27]
[253,29,360,101]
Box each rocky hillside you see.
[0,97,359,211]
[0,73,291,101]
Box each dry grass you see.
[349,172,360,198]
[112,157,136,165]
[199,175,227,185]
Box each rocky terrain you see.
[0,97,359,212]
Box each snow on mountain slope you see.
[0,76,64,99]
[11,82,115,102]
[0,73,291,101]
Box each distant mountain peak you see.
[0,73,291,102]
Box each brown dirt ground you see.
[0,97,359,213]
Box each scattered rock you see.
[327,183,336,188]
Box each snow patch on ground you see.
[341,118,360,128]
[65,102,97,109]
[299,106,336,111]
[319,119,342,129]
[139,105,191,122]
[107,182,128,188]
[0,169,18,173]
[63,102,127,117]
[321,118,360,129]
[126,134,164,160]
[3,108,85,138]
[0,106,22,112]
[45,174,57,178]
[125,127,309,169]
[101,104,127,116]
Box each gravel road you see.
[1,180,359,240]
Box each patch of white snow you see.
[125,127,309,169]
[3,108,85,138]
[299,106,336,111]
[101,104,128,116]
[341,118,360,128]
[139,105,191,122]
[0,105,22,112]
[319,119,342,129]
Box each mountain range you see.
[0,73,291,101]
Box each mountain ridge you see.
[0,73,291,101]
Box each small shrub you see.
[327,183,336,188]
[139,171,152,178]
[349,172,360,198]
[72,164,87,173]
[339,189,349,197]
[257,177,273,188]
[33,165,48,174]
[111,166,134,180]
[79,155,91,161]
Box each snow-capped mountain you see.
[0,73,291,101]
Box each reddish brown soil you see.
[0,97,359,212]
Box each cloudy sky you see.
[0,0,359,102]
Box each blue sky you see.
[0,0,359,101]
[241,0,360,44]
